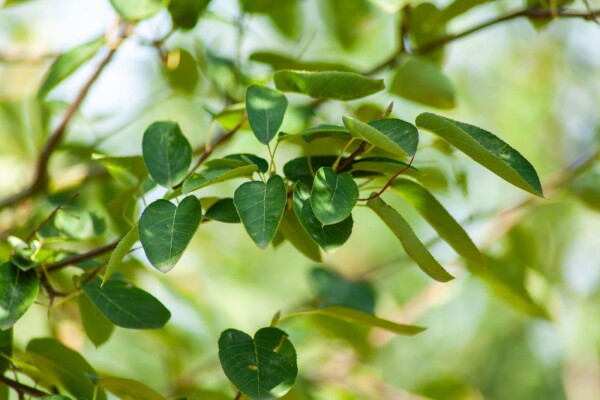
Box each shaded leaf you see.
[205,198,241,223]
[0,328,11,375]
[283,156,338,186]
[250,51,355,72]
[109,0,167,20]
[205,154,269,174]
[0,261,39,330]
[246,85,288,145]
[78,293,114,347]
[103,225,139,284]
[323,0,373,48]
[165,49,200,95]
[409,3,446,64]
[98,376,166,400]
[182,164,258,194]
[278,211,322,262]
[343,116,418,156]
[438,0,494,23]
[168,0,211,29]
[278,124,351,144]
[311,167,359,225]
[274,70,384,100]
[310,267,376,314]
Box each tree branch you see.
[0,375,49,398]
[45,239,120,273]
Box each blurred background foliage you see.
[0,0,600,399]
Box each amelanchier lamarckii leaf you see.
[311,167,359,225]
[0,261,39,330]
[218,327,298,400]
[234,175,287,249]
[416,113,544,196]
[246,85,288,145]
[138,196,201,272]
[142,121,192,188]
[343,116,419,157]
[274,70,385,100]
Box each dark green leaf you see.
[250,51,355,72]
[343,116,418,157]
[367,197,454,282]
[311,167,359,225]
[416,113,544,196]
[0,261,39,330]
[218,327,297,400]
[138,196,202,272]
[182,165,257,194]
[82,277,171,329]
[274,70,385,100]
[142,121,192,188]
[283,156,338,186]
[234,175,287,249]
[205,198,241,223]
[109,0,167,20]
[220,154,269,173]
[98,376,166,400]
[165,49,200,95]
[103,225,139,284]
[310,267,376,314]
[168,0,210,29]
[78,293,114,347]
[246,85,288,145]
[0,328,11,374]
[278,211,322,262]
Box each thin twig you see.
[0,375,48,398]
[359,155,415,201]
[336,141,368,173]
[45,239,120,273]
[26,192,79,242]
[234,391,243,400]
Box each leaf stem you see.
[0,375,48,398]
[359,155,415,201]
[26,192,79,242]
[336,141,368,173]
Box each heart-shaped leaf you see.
[311,167,358,225]
[416,113,543,196]
[343,116,418,157]
[81,277,171,329]
[218,327,298,400]
[234,175,287,249]
[246,85,288,145]
[142,121,192,188]
[0,261,39,330]
[293,182,353,252]
[138,196,201,272]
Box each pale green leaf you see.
[182,165,257,194]
[78,293,114,347]
[343,116,418,156]
[98,376,166,400]
[278,210,322,262]
[205,198,240,223]
[165,49,200,95]
[109,0,167,20]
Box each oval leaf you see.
[367,197,454,282]
[416,113,543,196]
[78,293,114,347]
[343,116,418,156]
[82,277,171,329]
[182,164,258,194]
[218,327,298,400]
[98,376,166,400]
[103,225,139,284]
[246,85,288,145]
[234,175,287,249]
[109,0,167,20]
[142,121,192,188]
[274,70,385,100]
[311,167,358,225]
[205,198,241,223]
[0,261,39,330]
[138,196,201,272]
[278,210,322,262]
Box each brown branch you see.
[359,155,415,201]
[0,375,48,398]
[336,141,368,173]
[26,192,79,242]
[45,239,120,273]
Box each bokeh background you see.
[1,0,600,399]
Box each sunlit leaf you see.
[103,225,139,284]
[109,0,167,20]
[250,51,355,72]
[182,164,257,194]
[0,261,39,330]
[246,85,288,145]
[438,0,494,23]
[78,293,114,347]
[278,211,322,262]
[98,376,166,400]
[343,116,418,157]
[311,167,358,225]
[93,155,148,186]
[310,268,376,314]
[205,154,269,174]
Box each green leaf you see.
[81,277,171,329]
[38,38,104,98]
[142,121,192,188]
[366,0,408,13]
[278,124,352,144]
[310,268,376,314]
[109,0,167,20]
[343,116,418,157]
[182,164,258,194]
[570,166,600,211]
[250,51,355,72]
[138,196,202,272]
[311,167,359,225]
[0,328,11,375]
[205,198,240,223]
[27,338,106,400]
[165,49,200,95]
[283,156,338,186]
[274,70,385,100]
[93,155,148,186]
[438,0,494,23]
[103,225,139,285]
[409,3,446,64]
[286,307,425,335]
[0,261,39,330]
[392,178,484,266]
[218,327,298,400]
[246,85,288,145]
[416,113,544,196]
[78,293,114,347]
[323,0,373,48]
[234,175,287,249]
[278,211,322,262]
[41,396,72,400]
[350,157,417,175]
[367,197,454,282]
[223,154,270,173]
[98,376,166,400]
[293,182,353,252]
[390,57,456,109]
[168,0,210,29]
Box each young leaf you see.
[246,85,288,145]
[0,328,11,375]
[311,167,359,225]
[274,70,385,100]
[138,196,201,272]
[218,327,298,400]
[278,210,322,262]
[392,178,485,267]
[81,277,171,329]
[182,164,257,194]
[78,293,114,347]
[205,198,241,223]
[103,225,139,284]
[168,0,210,29]
[367,197,454,282]
[109,0,167,20]
[293,182,353,252]
[343,116,418,157]
[0,261,39,330]
[310,268,376,314]
[142,121,192,188]
[390,57,456,109]
[416,113,544,196]
[97,376,166,400]
[234,175,287,249]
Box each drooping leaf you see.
[165,49,200,95]
[0,328,12,374]
[103,225,139,285]
[38,38,104,98]
[218,327,298,400]
[109,0,167,20]
[138,196,201,272]
[278,211,322,262]
[168,0,211,29]
[81,277,171,329]
[97,376,166,400]
[78,293,114,347]
[367,197,454,282]
[246,85,288,145]
[311,167,359,225]
[0,261,39,330]
[250,51,355,72]
[416,113,544,196]
[205,198,241,223]
[274,70,385,100]
[343,116,418,157]
[234,175,287,249]
[293,182,353,252]
[142,121,192,188]
[310,267,376,314]
[182,164,257,194]
[392,178,484,266]
[390,57,456,109]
